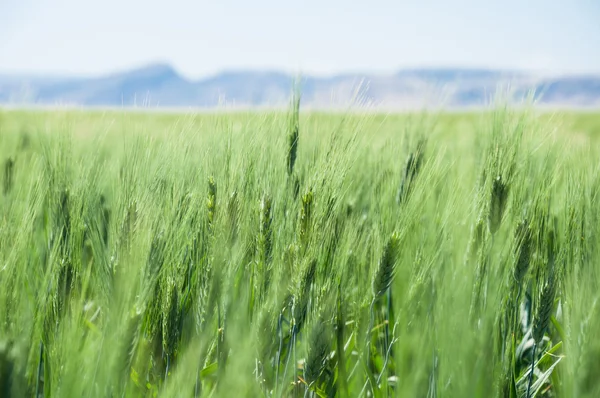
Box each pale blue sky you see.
[1,0,599,78]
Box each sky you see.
[1,0,600,79]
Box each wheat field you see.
[0,104,599,397]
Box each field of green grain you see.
[0,105,599,397]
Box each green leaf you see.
[200,362,219,378]
[516,355,563,396]
[550,315,565,342]
[313,385,328,398]
[537,341,562,369]
[530,356,562,397]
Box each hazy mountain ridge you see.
[1,63,599,109]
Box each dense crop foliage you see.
[0,106,599,397]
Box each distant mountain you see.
[1,64,599,109]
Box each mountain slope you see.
[1,65,599,109]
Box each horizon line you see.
[2,62,600,81]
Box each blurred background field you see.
[2,108,600,141]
